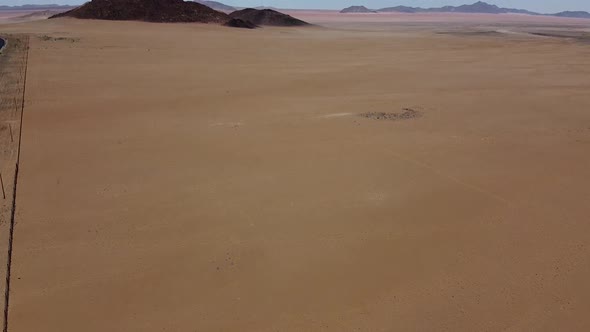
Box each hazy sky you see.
[4,0,590,13]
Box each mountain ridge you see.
[343,1,590,19]
[193,1,236,12]
[0,4,76,11]
[340,6,377,13]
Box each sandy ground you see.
[0,11,39,23]
[1,12,590,331]
[0,9,69,24]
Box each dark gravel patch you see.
[359,108,422,121]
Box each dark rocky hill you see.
[224,18,257,28]
[229,8,309,26]
[51,0,230,24]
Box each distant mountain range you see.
[341,1,590,18]
[193,1,236,12]
[552,11,590,19]
[0,4,76,11]
[340,6,376,13]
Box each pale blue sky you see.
[4,0,590,13]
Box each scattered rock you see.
[38,35,79,42]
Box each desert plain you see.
[0,10,590,332]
